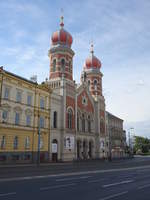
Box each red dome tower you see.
[48,15,74,81]
[81,44,103,97]
[84,45,101,70]
[51,16,73,47]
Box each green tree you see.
[134,136,150,154]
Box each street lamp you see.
[108,127,113,161]
[128,127,134,157]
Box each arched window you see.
[53,111,57,128]
[25,136,30,149]
[67,108,73,129]
[14,136,18,149]
[2,110,8,121]
[40,136,44,149]
[15,112,20,125]
[26,115,31,127]
[77,112,79,131]
[39,116,44,128]
[68,61,71,72]
[53,59,56,72]
[88,115,91,132]
[40,98,45,109]
[100,119,105,134]
[100,140,104,148]
[61,58,65,72]
[82,114,85,132]
[94,79,97,90]
[0,136,6,149]
[94,79,97,85]
[88,80,90,90]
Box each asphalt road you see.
[0,156,150,200]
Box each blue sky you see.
[0,0,150,138]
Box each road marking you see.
[88,178,107,183]
[40,183,76,191]
[99,191,128,200]
[138,183,150,190]
[0,192,16,197]
[102,180,134,188]
[0,165,150,183]
[56,175,92,182]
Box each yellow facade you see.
[0,67,51,163]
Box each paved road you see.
[0,156,150,200]
[1,156,150,179]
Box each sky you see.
[0,0,150,138]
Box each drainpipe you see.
[75,87,77,160]
[0,66,4,107]
[48,90,51,162]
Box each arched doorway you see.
[52,139,58,162]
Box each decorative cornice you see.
[48,45,75,56]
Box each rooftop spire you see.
[90,42,94,56]
[60,8,64,28]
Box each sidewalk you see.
[0,158,131,168]
[0,161,72,168]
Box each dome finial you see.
[90,42,94,55]
[60,8,64,28]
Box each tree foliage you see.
[134,136,150,153]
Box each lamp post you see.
[128,127,134,157]
[108,127,112,161]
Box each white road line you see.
[40,183,76,191]
[0,192,16,197]
[138,183,150,190]
[102,180,134,188]
[1,165,150,183]
[56,175,92,182]
[99,191,128,200]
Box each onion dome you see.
[51,15,73,47]
[84,44,101,70]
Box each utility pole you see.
[128,131,131,156]
[128,127,134,157]
[108,127,112,161]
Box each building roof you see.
[106,111,124,122]
[0,66,37,85]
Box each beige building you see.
[106,111,127,159]
[0,67,51,163]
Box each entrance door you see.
[52,139,58,162]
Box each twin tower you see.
[48,16,106,161]
[48,15,103,98]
